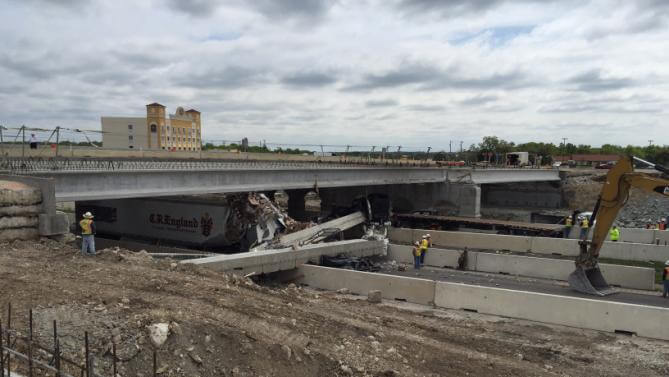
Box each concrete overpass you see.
[5,159,560,202]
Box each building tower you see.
[146,102,166,149]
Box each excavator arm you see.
[568,155,669,296]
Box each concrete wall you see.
[388,228,532,252]
[390,228,669,263]
[482,182,562,209]
[566,226,669,246]
[296,264,436,305]
[386,244,654,290]
[434,282,669,341]
[319,182,481,218]
[471,252,654,290]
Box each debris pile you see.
[224,192,311,250]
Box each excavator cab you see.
[568,155,669,296]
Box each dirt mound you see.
[0,239,668,376]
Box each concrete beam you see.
[296,264,436,305]
[434,282,669,341]
[181,239,384,274]
[20,167,559,202]
[276,211,366,248]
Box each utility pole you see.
[460,141,463,153]
[22,125,26,158]
[649,140,654,147]
[449,140,452,153]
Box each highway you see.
[381,264,669,308]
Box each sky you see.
[0,0,668,151]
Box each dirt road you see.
[1,239,668,376]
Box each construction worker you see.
[579,216,589,240]
[412,241,421,270]
[420,235,429,265]
[663,260,669,298]
[564,216,573,238]
[610,226,620,242]
[79,211,96,256]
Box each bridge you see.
[1,158,560,202]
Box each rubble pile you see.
[563,171,669,228]
[0,180,41,241]
[225,192,311,249]
[616,191,669,228]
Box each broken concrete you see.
[181,239,385,274]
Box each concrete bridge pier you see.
[319,182,481,218]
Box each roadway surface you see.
[380,264,669,308]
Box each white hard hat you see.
[414,241,420,246]
[422,235,427,239]
[665,260,669,266]
[83,212,94,218]
[426,234,431,237]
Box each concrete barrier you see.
[434,282,669,341]
[296,264,436,305]
[389,228,532,252]
[472,252,655,290]
[183,240,385,274]
[385,245,654,290]
[390,228,669,263]
[387,244,462,268]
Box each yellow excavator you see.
[568,155,669,296]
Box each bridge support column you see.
[287,189,310,221]
[457,183,481,218]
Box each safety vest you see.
[610,228,620,241]
[565,217,573,227]
[581,218,589,229]
[80,219,93,235]
[412,246,422,257]
[420,239,429,251]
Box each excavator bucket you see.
[568,266,617,296]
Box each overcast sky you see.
[1,0,667,151]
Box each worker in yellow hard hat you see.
[564,216,573,238]
[412,241,421,270]
[580,216,589,240]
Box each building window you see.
[151,124,157,133]
[128,135,134,141]
[129,145,134,149]
[128,124,133,130]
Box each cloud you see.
[174,66,271,89]
[566,70,636,92]
[405,104,446,112]
[459,95,498,106]
[365,99,399,108]
[345,64,529,92]
[396,0,504,15]
[250,0,335,20]
[164,0,335,21]
[281,71,337,87]
[163,0,222,17]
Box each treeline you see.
[202,143,312,155]
[467,136,669,165]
